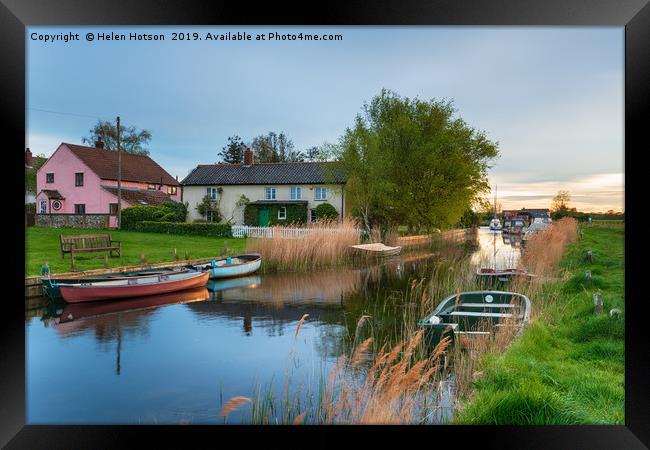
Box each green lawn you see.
[455,224,624,424]
[25,227,247,276]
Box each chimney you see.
[25,148,33,166]
[95,138,105,149]
[244,147,253,166]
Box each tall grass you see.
[246,219,361,271]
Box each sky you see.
[27,26,624,212]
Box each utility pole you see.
[117,116,122,229]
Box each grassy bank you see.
[454,224,624,424]
[25,226,246,276]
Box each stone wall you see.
[35,214,111,229]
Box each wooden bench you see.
[60,234,122,268]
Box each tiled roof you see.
[102,186,174,206]
[39,189,65,199]
[64,143,180,186]
[181,162,346,186]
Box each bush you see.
[163,201,188,222]
[135,221,233,237]
[315,203,338,221]
[26,203,35,214]
[121,204,183,229]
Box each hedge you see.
[315,202,338,220]
[135,221,233,237]
[121,204,183,229]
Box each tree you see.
[551,190,571,212]
[251,132,305,162]
[82,120,152,155]
[305,142,338,162]
[218,135,246,164]
[337,89,499,233]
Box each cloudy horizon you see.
[27,26,624,212]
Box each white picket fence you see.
[231,225,357,239]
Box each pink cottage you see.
[36,142,181,228]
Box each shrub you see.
[315,203,338,221]
[135,221,233,237]
[26,203,36,214]
[162,201,188,222]
[121,204,184,229]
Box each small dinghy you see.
[349,243,402,257]
[188,253,262,279]
[418,290,531,350]
[475,268,536,285]
[41,267,191,300]
[58,270,209,303]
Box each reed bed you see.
[220,221,582,424]
[246,219,361,271]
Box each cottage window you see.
[265,187,276,200]
[207,187,219,200]
[315,187,328,201]
[74,204,86,214]
[75,173,84,187]
[109,203,118,215]
[310,208,317,223]
[39,200,47,214]
[46,173,54,183]
[206,210,215,222]
[168,186,178,195]
[290,186,302,200]
[278,207,287,220]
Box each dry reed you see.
[246,218,361,270]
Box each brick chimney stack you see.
[95,138,105,149]
[25,148,33,166]
[244,147,253,166]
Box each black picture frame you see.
[3,0,647,447]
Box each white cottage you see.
[181,149,347,225]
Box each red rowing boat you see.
[59,270,210,303]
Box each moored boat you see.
[418,290,531,349]
[41,267,191,300]
[349,243,402,257]
[188,253,262,279]
[57,287,210,324]
[475,267,536,286]
[58,270,210,303]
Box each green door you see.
[259,208,270,226]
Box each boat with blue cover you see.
[418,290,531,349]
[188,253,262,279]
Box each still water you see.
[26,228,521,424]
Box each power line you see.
[27,107,107,120]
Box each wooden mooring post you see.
[584,270,592,281]
[586,250,593,263]
[593,292,603,314]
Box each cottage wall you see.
[183,184,345,224]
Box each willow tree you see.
[337,89,499,232]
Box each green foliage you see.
[82,119,151,155]
[219,135,246,164]
[243,203,307,226]
[457,208,479,228]
[337,89,499,232]
[251,131,305,162]
[26,203,36,214]
[25,156,47,193]
[196,195,223,222]
[135,221,233,237]
[315,203,338,220]
[121,204,183,229]
[162,201,188,222]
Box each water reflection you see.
[26,228,517,424]
[470,227,521,269]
